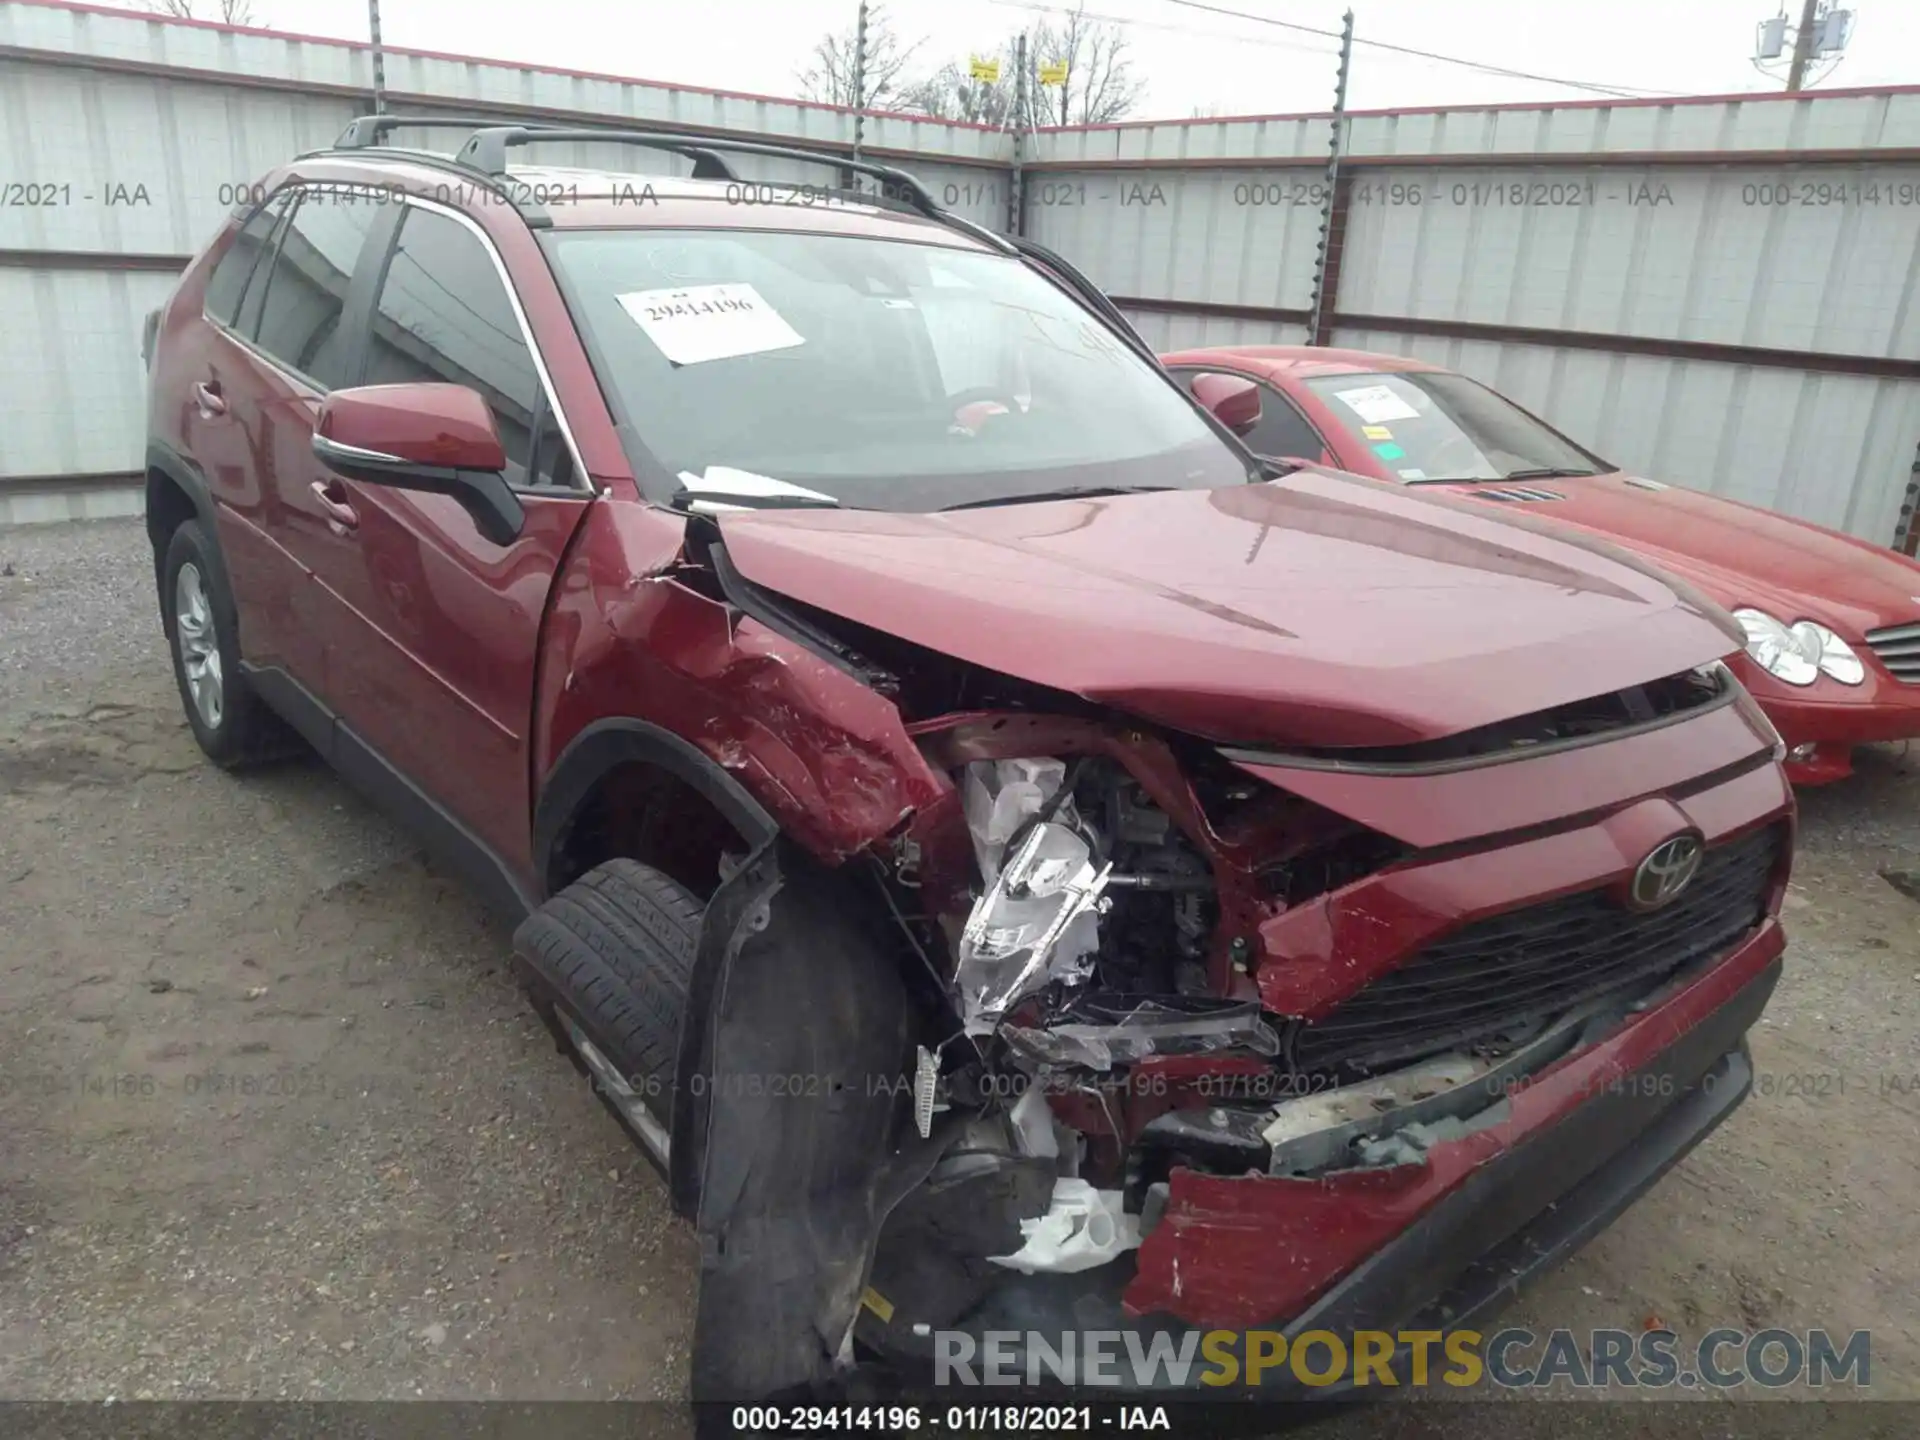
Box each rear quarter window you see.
[203,192,290,327]
[250,189,390,389]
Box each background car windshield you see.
[1302,371,1609,482]
[545,228,1249,509]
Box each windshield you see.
[544,228,1252,510]
[1302,371,1610,483]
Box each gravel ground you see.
[0,518,1916,1435]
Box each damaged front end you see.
[678,588,1790,1405]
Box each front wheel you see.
[161,520,299,768]
[512,859,702,1173]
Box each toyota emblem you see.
[1629,835,1704,911]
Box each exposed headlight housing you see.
[1732,609,1864,686]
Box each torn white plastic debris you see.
[962,758,1067,879]
[987,1178,1139,1275]
[616,282,804,366]
[675,467,839,505]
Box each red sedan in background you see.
[1165,344,1920,786]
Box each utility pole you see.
[1785,0,1820,89]
[368,0,387,115]
[1306,10,1354,346]
[850,0,870,167]
[1008,32,1028,235]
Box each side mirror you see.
[1188,372,1261,437]
[312,383,524,546]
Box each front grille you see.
[1290,823,1783,1075]
[1865,620,1920,684]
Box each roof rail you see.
[318,114,1016,254]
[333,114,545,150]
[456,126,941,215]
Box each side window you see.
[365,207,555,487]
[251,189,388,389]
[204,192,289,326]
[1244,384,1328,460]
[227,192,298,336]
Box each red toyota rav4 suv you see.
[143,117,1794,1406]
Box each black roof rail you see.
[332,114,552,150]
[317,114,1017,254]
[457,125,943,214]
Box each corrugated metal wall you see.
[1027,96,1920,545]
[4,0,1919,546]
[0,0,1010,521]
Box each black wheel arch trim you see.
[145,440,219,535]
[145,439,258,661]
[533,717,781,901]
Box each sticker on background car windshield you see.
[1332,384,1421,425]
[615,283,805,366]
[1372,441,1408,462]
[1361,424,1393,439]
[1398,468,1429,480]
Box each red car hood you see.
[1454,473,1920,636]
[716,471,1745,749]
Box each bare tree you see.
[137,0,258,21]
[1028,5,1146,126]
[896,54,1019,127]
[797,5,920,110]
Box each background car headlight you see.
[1732,608,1863,686]
[1789,620,1865,685]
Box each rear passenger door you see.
[200,185,394,692]
[306,200,592,875]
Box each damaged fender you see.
[678,833,943,1403]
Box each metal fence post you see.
[1007,33,1028,236]
[850,0,870,169]
[1897,444,1920,556]
[367,0,387,116]
[1306,10,1354,346]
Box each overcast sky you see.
[150,0,1915,119]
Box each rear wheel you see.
[512,859,702,1170]
[161,520,300,768]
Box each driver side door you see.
[306,201,593,877]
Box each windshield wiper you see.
[937,484,1176,512]
[1501,467,1598,480]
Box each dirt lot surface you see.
[2,518,1917,1435]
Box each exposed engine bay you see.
[657,522,1783,1401]
[853,743,1576,1311]
[833,706,1777,1341]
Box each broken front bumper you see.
[863,915,1783,1397]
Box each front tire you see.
[513,859,702,1172]
[161,520,298,768]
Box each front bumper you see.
[868,920,1783,1398]
[1736,656,1920,783]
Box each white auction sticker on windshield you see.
[1331,384,1421,425]
[616,283,805,366]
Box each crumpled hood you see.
[716,470,1746,749]
[1455,473,1920,639]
